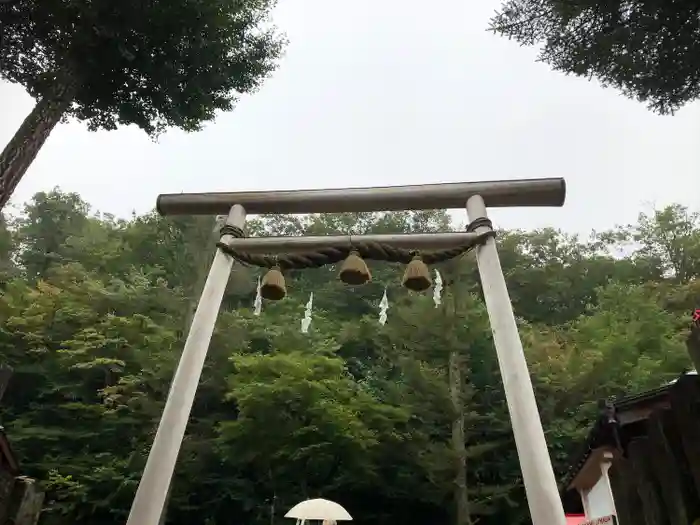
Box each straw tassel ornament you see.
[260,265,286,300]
[402,254,432,292]
[339,250,371,285]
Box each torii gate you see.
[124,177,568,525]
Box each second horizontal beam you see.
[223,232,481,254]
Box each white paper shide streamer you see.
[301,292,314,333]
[433,269,443,308]
[253,277,262,316]
[379,288,389,325]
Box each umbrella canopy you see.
[285,499,352,521]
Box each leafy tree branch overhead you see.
[490,0,700,115]
[0,0,285,210]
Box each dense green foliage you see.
[0,190,698,525]
[490,0,700,114]
[0,0,284,134]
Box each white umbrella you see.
[285,499,352,522]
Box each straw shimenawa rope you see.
[215,218,495,271]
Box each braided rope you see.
[216,219,495,270]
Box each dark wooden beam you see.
[647,409,694,525]
[670,376,700,502]
[628,438,670,525]
[609,458,646,525]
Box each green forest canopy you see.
[0,189,698,525]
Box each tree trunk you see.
[0,78,74,210]
[450,349,472,525]
[445,281,473,525]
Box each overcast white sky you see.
[1,0,698,235]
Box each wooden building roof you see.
[560,371,698,514]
